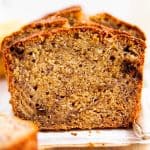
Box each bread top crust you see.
[42,5,82,19]
[74,21,112,31]
[1,17,68,54]
[90,12,146,40]
[0,114,38,149]
[8,26,145,53]
[41,5,83,25]
[23,17,68,30]
[75,21,139,37]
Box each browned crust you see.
[90,12,146,40]
[0,53,5,78]
[6,26,146,48]
[42,5,82,19]
[74,21,137,40]
[74,21,112,31]
[0,115,38,150]
[1,17,68,55]
[75,21,139,39]
[3,26,146,130]
[23,17,68,30]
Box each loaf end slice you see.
[3,26,146,130]
[90,13,146,40]
[0,114,38,150]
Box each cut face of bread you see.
[42,5,83,25]
[1,17,68,52]
[0,114,38,150]
[3,26,145,130]
[90,13,146,40]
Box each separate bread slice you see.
[41,5,83,25]
[90,13,146,40]
[1,5,83,52]
[3,26,145,130]
[0,114,38,150]
[0,5,82,75]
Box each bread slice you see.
[90,13,146,40]
[41,5,83,25]
[1,17,68,53]
[0,114,38,150]
[3,26,145,130]
[0,5,82,77]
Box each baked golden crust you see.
[0,53,5,78]
[90,12,146,40]
[0,114,38,150]
[41,5,83,25]
[3,26,146,130]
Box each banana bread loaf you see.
[90,13,146,40]
[41,5,83,25]
[3,26,146,130]
[0,114,38,150]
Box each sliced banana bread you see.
[90,13,146,40]
[3,26,145,130]
[0,114,38,150]
[41,5,83,25]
